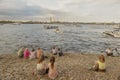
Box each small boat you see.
[103,30,120,38]
[54,28,60,33]
[114,25,120,29]
[44,25,58,29]
[12,22,21,25]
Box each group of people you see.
[90,47,120,72]
[17,46,63,79]
[17,47,43,59]
[17,46,63,59]
[17,46,120,79]
[37,56,58,80]
[51,46,63,56]
[105,47,120,56]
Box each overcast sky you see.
[0,0,120,22]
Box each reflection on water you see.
[0,24,119,54]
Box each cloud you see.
[0,0,120,22]
[60,0,120,22]
[0,0,67,20]
[0,4,68,21]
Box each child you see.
[29,48,36,59]
[48,56,58,79]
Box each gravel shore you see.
[0,52,120,80]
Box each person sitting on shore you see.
[51,46,58,55]
[24,48,30,59]
[57,48,63,56]
[92,55,106,72]
[48,56,58,79]
[37,55,48,78]
[106,48,113,56]
[29,48,36,60]
[17,47,25,58]
[114,48,120,55]
[37,48,44,59]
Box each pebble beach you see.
[0,52,120,80]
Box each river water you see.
[0,24,120,54]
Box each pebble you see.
[0,53,120,80]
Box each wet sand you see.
[0,52,120,80]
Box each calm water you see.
[0,24,120,54]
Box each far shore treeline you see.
[0,20,119,25]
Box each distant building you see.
[50,17,55,23]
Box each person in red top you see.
[24,48,30,59]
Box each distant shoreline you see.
[0,20,119,25]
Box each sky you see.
[0,0,120,22]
